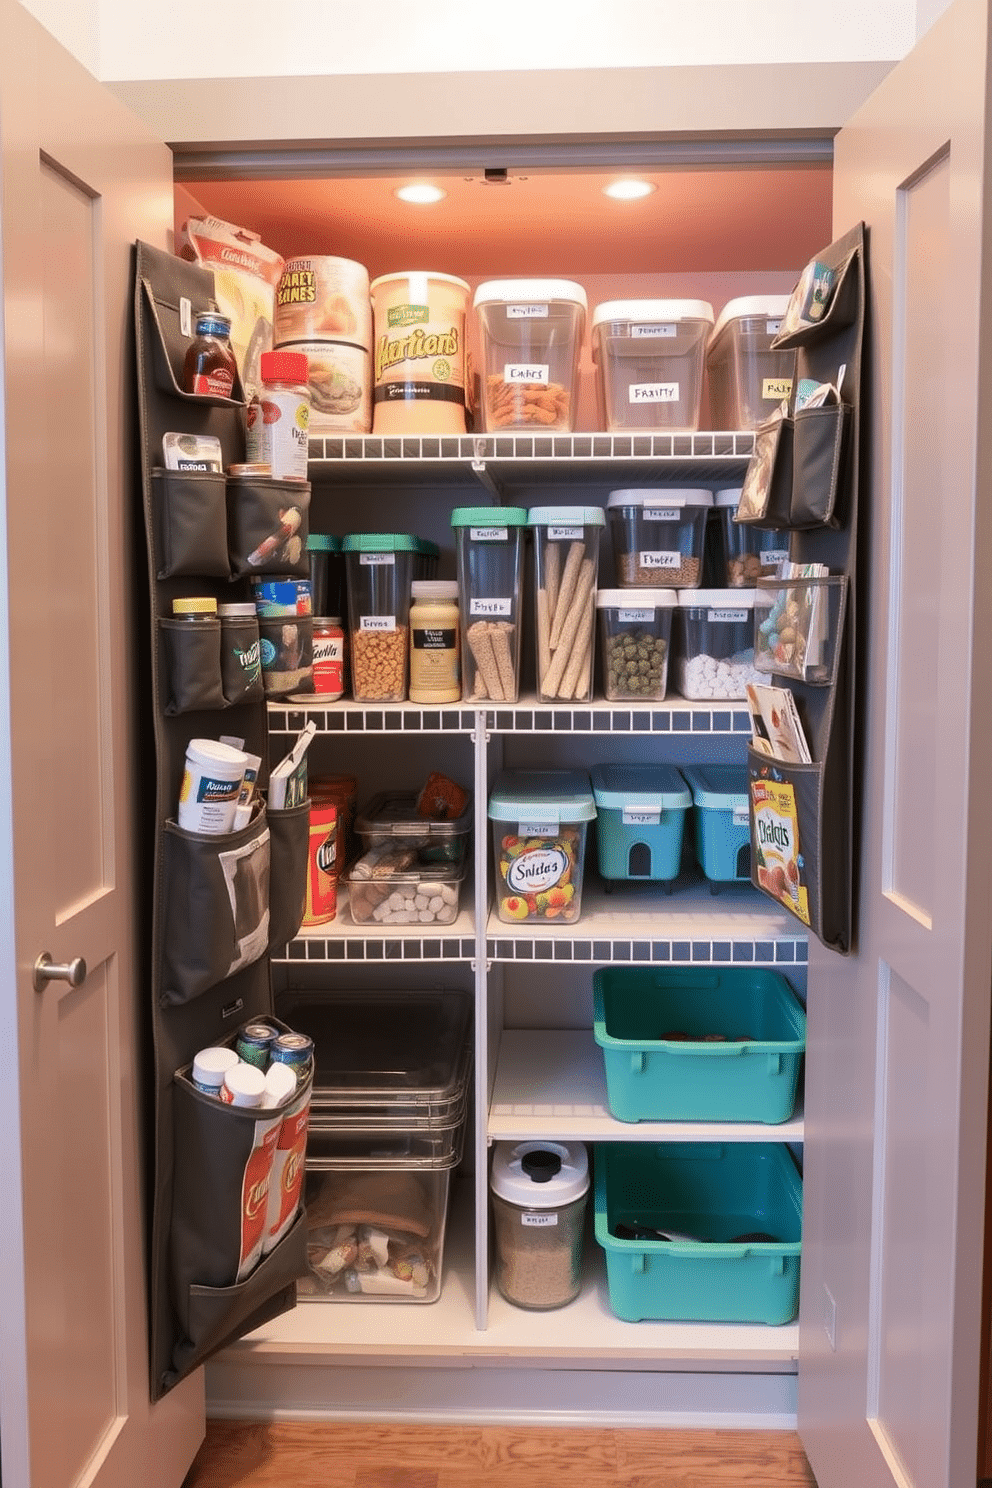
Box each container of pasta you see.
[274,255,372,434]
[474,279,587,433]
[528,505,606,703]
[370,271,471,434]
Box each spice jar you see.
[183,309,238,399]
[245,349,311,481]
[408,580,460,704]
[490,1141,590,1310]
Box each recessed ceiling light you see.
[395,183,447,205]
[603,179,656,201]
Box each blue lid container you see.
[488,770,595,925]
[680,763,750,885]
[590,763,690,882]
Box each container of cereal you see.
[590,763,691,883]
[528,506,605,702]
[675,589,763,699]
[595,588,676,701]
[706,295,795,430]
[490,1141,590,1310]
[274,255,373,435]
[591,299,714,433]
[451,506,528,703]
[713,488,789,587]
[488,769,595,925]
[370,271,471,434]
[342,533,418,702]
[607,488,712,589]
[473,280,587,434]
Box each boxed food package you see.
[474,279,587,433]
[488,769,596,924]
[178,216,284,402]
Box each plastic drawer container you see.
[596,589,676,701]
[474,279,587,433]
[353,790,473,865]
[594,1141,803,1323]
[451,506,528,703]
[607,489,712,589]
[712,488,789,588]
[679,763,751,886]
[342,532,419,702]
[590,763,690,882]
[706,295,795,430]
[488,769,595,924]
[591,299,714,432]
[592,965,806,1123]
[344,858,466,926]
[675,589,762,699]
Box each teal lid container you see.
[679,763,751,886]
[342,533,419,702]
[451,506,529,528]
[488,769,596,823]
[590,763,691,883]
[306,532,345,619]
[451,509,529,704]
[488,770,595,926]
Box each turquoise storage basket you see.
[679,762,751,886]
[592,965,806,1123]
[594,1141,802,1324]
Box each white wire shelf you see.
[267,696,753,737]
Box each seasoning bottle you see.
[183,309,238,399]
[408,580,460,704]
[245,349,311,480]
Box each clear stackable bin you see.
[529,506,605,702]
[343,532,419,702]
[591,299,714,432]
[675,589,763,699]
[596,588,676,701]
[706,295,795,430]
[474,279,587,433]
[353,790,473,865]
[607,488,712,589]
[590,763,691,883]
[451,506,528,703]
[488,769,596,925]
[712,488,789,588]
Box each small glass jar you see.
[171,596,217,621]
[408,580,460,704]
[183,309,237,399]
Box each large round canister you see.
[274,255,372,434]
[370,271,470,434]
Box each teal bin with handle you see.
[592,965,806,1123]
[590,763,691,882]
[679,762,751,889]
[594,1141,803,1324]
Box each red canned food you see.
[312,617,345,698]
[302,797,339,926]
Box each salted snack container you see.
[705,294,795,430]
[591,299,714,433]
[342,532,418,702]
[490,1141,590,1310]
[488,769,595,925]
[712,488,789,588]
[607,488,712,589]
[450,506,528,703]
[596,589,676,701]
[529,505,605,702]
[675,589,763,699]
[590,763,690,883]
[473,279,587,434]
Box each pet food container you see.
[590,763,691,882]
[488,769,595,925]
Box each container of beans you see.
[713,488,789,588]
[342,532,419,702]
[490,1141,590,1310]
[596,589,676,701]
[607,488,712,589]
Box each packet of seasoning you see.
[163,431,223,471]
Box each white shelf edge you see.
[266,696,754,735]
[272,880,477,963]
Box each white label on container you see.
[470,526,508,542]
[765,318,783,335]
[707,609,747,624]
[505,362,549,385]
[733,804,750,827]
[360,552,396,566]
[471,597,512,617]
[617,609,652,623]
[622,805,661,826]
[632,322,676,338]
[507,303,549,319]
[763,547,789,567]
[763,376,793,401]
[180,297,193,338]
[630,382,680,404]
[522,1212,559,1227]
[548,526,583,541]
[360,615,397,632]
[637,550,681,570]
[517,819,557,837]
[643,507,679,522]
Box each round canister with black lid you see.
[490,1141,589,1310]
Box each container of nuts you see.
[596,588,675,701]
[607,488,713,589]
[713,488,789,588]
[343,532,419,702]
[473,279,587,434]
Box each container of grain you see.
[490,1141,589,1310]
[274,255,372,434]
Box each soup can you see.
[302,797,339,927]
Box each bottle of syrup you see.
[183,308,238,398]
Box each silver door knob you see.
[33,953,87,992]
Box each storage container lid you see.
[342,532,420,553]
[370,270,471,293]
[596,588,677,609]
[714,488,744,508]
[490,1140,589,1207]
[527,505,606,528]
[488,769,596,823]
[411,580,459,601]
[307,533,342,552]
[709,294,791,345]
[591,298,714,329]
[216,602,257,618]
[473,279,588,312]
[354,790,472,839]
[679,763,749,811]
[607,488,713,510]
[590,763,691,812]
[450,506,529,528]
[677,588,760,608]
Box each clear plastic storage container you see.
[596,589,676,701]
[529,506,605,701]
[590,763,691,883]
[712,488,789,588]
[706,295,795,430]
[490,1141,590,1310]
[473,279,587,433]
[607,488,712,589]
[675,589,763,699]
[342,532,419,702]
[451,506,528,702]
[488,769,596,925]
[591,299,714,432]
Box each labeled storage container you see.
[596,589,676,701]
[607,489,712,589]
[591,299,714,433]
[488,769,596,925]
[594,1141,803,1323]
[474,279,587,433]
[706,295,795,430]
[490,1141,590,1310]
[675,589,763,699]
[451,506,528,703]
[370,271,470,435]
[307,532,346,619]
[590,763,691,882]
[679,763,751,887]
[592,966,806,1123]
[529,505,605,702]
[342,532,419,702]
[712,488,789,587]
[353,790,472,866]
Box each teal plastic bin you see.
[592,966,806,1123]
[594,1141,802,1324]
[590,763,691,882]
[679,763,751,888]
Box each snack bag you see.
[179,216,284,402]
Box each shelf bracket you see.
[470,443,503,503]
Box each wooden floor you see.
[183,1421,818,1487]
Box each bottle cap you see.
[260,349,310,385]
[219,1063,267,1107]
[217,603,257,618]
[191,1046,240,1090]
[172,596,217,616]
[411,580,459,601]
